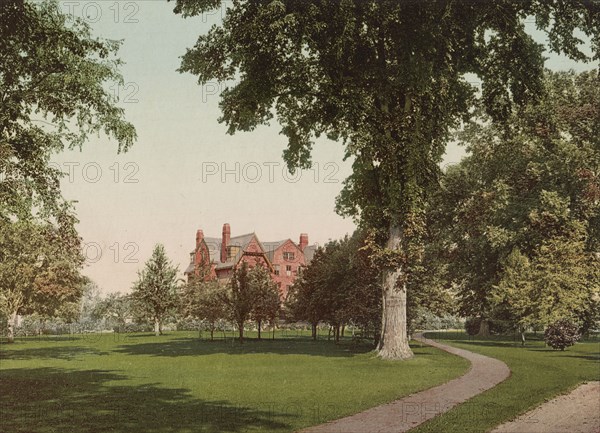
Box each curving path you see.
[299,332,511,433]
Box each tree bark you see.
[476,319,490,337]
[376,223,414,360]
[154,318,160,337]
[311,322,317,341]
[7,310,18,343]
[257,320,262,340]
[238,323,244,343]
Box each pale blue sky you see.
[51,1,597,294]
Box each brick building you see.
[184,223,316,299]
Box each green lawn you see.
[0,331,468,433]
[412,331,600,433]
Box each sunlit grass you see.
[0,331,468,433]
[412,331,600,433]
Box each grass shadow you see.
[113,336,375,358]
[0,345,109,360]
[0,367,294,433]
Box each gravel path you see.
[299,332,511,433]
[490,381,600,433]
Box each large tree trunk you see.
[154,318,160,337]
[7,310,18,344]
[376,223,414,360]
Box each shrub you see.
[544,319,580,351]
[465,317,481,335]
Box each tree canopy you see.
[175,0,599,358]
[1,0,136,221]
[0,0,136,340]
[0,217,85,342]
[288,231,381,342]
[435,70,600,337]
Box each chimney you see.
[221,223,230,263]
[299,233,308,251]
[195,229,204,248]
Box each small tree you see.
[544,319,581,351]
[223,262,256,343]
[250,266,280,340]
[94,292,132,331]
[287,248,327,340]
[182,279,226,340]
[131,244,179,336]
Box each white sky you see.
[50,1,597,294]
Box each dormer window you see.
[227,245,240,261]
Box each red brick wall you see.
[190,231,306,300]
[270,240,305,299]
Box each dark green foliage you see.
[288,231,381,342]
[436,71,600,331]
[464,317,481,336]
[544,319,581,351]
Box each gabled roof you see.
[263,240,287,251]
[263,239,287,262]
[215,232,269,270]
[188,231,316,274]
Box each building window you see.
[227,245,240,261]
[283,252,295,261]
[274,264,280,275]
[286,265,292,276]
